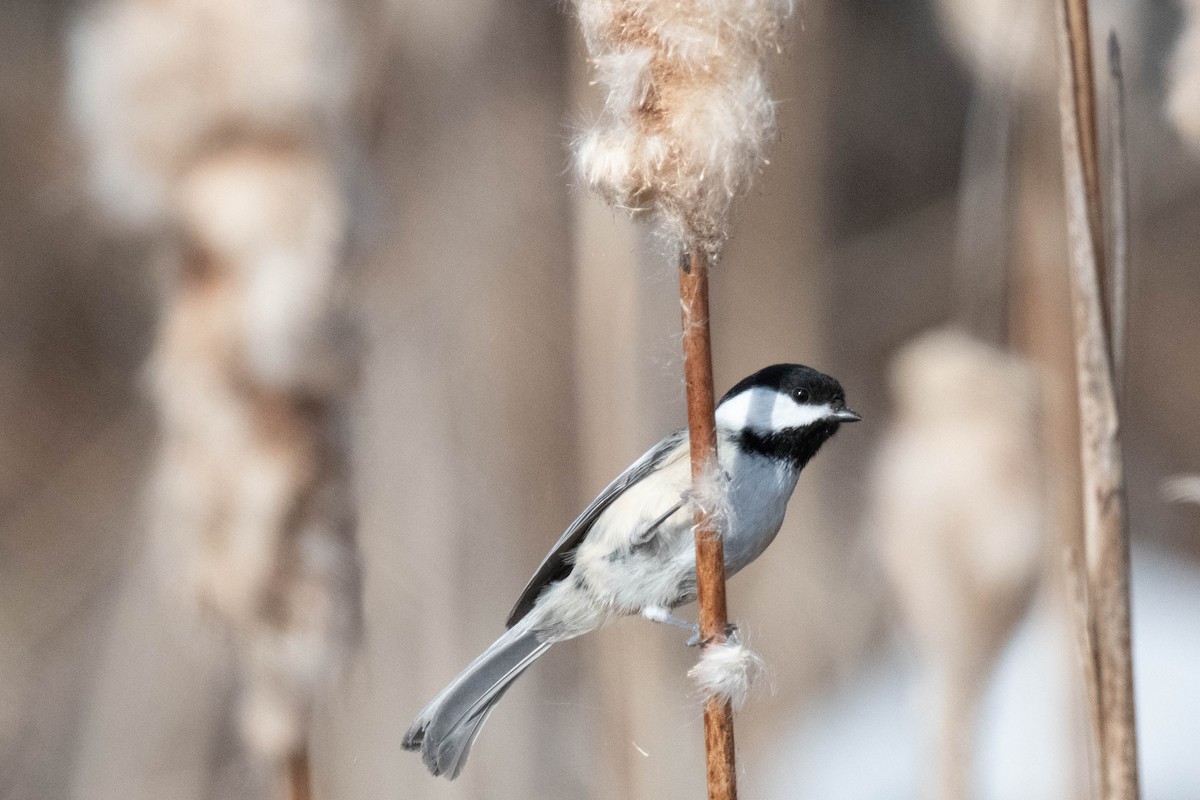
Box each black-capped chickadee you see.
[403,364,860,778]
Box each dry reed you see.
[1054,3,1139,797]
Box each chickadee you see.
[403,364,860,778]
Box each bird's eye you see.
[793,387,810,403]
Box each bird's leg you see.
[641,605,700,640]
[639,607,740,647]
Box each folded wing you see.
[505,429,689,627]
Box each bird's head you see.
[715,364,860,467]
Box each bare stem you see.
[1064,546,1103,795]
[678,246,737,800]
[1063,0,1111,333]
[1106,32,1129,396]
[286,748,312,800]
[1055,4,1140,799]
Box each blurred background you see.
[2,0,1199,798]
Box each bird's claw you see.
[686,622,739,648]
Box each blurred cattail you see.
[69,0,349,231]
[932,0,1048,92]
[1162,474,1200,505]
[69,0,360,789]
[1168,0,1200,150]
[931,0,1134,102]
[573,0,792,256]
[871,329,1045,800]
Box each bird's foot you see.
[686,622,740,648]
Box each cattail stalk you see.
[1054,3,1139,798]
[679,245,737,800]
[573,1,792,795]
[286,751,313,800]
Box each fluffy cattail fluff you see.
[574,0,792,256]
[687,632,765,710]
[70,0,360,780]
[1169,0,1200,150]
[690,458,734,535]
[871,329,1044,800]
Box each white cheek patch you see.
[715,387,832,433]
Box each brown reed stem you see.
[1055,5,1140,799]
[678,246,737,800]
[1106,32,1129,396]
[286,748,312,800]
[1063,0,1111,325]
[1064,545,1103,792]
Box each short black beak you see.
[831,407,862,423]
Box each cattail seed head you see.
[574,0,792,256]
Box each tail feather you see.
[403,622,552,779]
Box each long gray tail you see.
[402,620,552,779]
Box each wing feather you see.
[505,429,688,627]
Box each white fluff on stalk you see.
[70,0,359,774]
[574,0,792,255]
[688,633,765,710]
[1169,0,1200,151]
[688,458,734,536]
[870,329,1044,800]
[683,443,761,708]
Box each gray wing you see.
[505,428,688,627]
